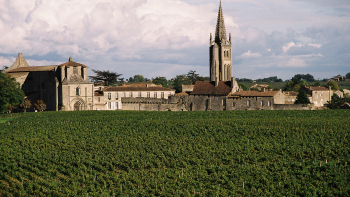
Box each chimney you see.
[215,77,218,87]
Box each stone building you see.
[97,83,175,110]
[4,53,94,111]
[209,1,232,81]
[303,86,342,108]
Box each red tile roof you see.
[305,86,330,91]
[284,91,298,96]
[57,61,88,68]
[230,90,280,97]
[104,86,175,92]
[123,83,161,87]
[191,81,232,95]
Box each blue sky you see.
[0,0,349,80]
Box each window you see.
[115,102,118,109]
[123,92,126,97]
[130,92,133,97]
[320,94,322,97]
[261,101,264,106]
[138,92,141,97]
[147,92,150,98]
[315,101,318,105]
[268,101,271,106]
[76,87,80,95]
[168,92,171,96]
[115,93,118,99]
[232,102,235,107]
[161,92,164,98]
[292,99,294,102]
[154,92,157,98]
[316,95,318,99]
[108,102,112,109]
[108,93,111,99]
[247,100,251,106]
[205,99,209,110]
[222,99,226,106]
[98,97,100,102]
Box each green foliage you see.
[346,72,350,79]
[237,78,253,83]
[186,70,200,85]
[34,100,46,112]
[238,83,249,90]
[173,74,191,92]
[0,72,25,113]
[313,81,321,86]
[89,70,122,86]
[292,73,315,82]
[326,80,339,90]
[327,94,350,109]
[284,79,308,92]
[20,99,32,113]
[152,77,168,87]
[133,75,145,83]
[0,110,349,196]
[294,90,311,104]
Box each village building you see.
[303,86,343,108]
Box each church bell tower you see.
[210,1,232,81]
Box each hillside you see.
[1,110,349,196]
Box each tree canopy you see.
[326,80,339,90]
[173,74,191,92]
[186,70,200,85]
[294,90,311,104]
[0,72,25,113]
[89,70,122,86]
[346,72,350,79]
[292,74,315,82]
[327,94,350,109]
[152,77,168,87]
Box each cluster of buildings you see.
[3,2,345,112]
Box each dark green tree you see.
[313,81,321,86]
[326,80,339,90]
[238,83,249,90]
[152,77,168,87]
[173,74,191,92]
[186,70,199,85]
[89,70,122,86]
[294,90,311,104]
[327,94,350,109]
[0,72,25,113]
[346,72,350,79]
[133,75,145,83]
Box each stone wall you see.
[273,104,314,110]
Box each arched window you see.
[76,87,80,96]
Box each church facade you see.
[4,54,94,112]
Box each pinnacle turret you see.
[215,1,227,43]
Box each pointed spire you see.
[3,53,30,73]
[215,0,227,43]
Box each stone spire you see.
[215,0,227,43]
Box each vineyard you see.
[0,110,349,196]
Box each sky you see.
[0,0,349,80]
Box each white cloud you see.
[283,58,307,68]
[238,50,262,59]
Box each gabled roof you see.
[104,86,175,92]
[57,57,88,68]
[215,1,227,43]
[305,86,330,91]
[123,83,161,87]
[230,90,280,97]
[4,53,30,73]
[191,81,232,95]
[284,91,298,96]
[6,66,58,72]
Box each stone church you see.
[4,54,94,111]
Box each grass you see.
[0,117,15,124]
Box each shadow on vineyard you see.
[0,110,349,196]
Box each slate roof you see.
[104,86,175,92]
[230,90,280,97]
[191,81,232,95]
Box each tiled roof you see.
[57,61,88,68]
[191,81,232,95]
[284,91,298,96]
[305,86,330,91]
[7,66,58,72]
[123,83,161,87]
[6,72,30,78]
[230,90,280,97]
[104,86,175,92]
[175,92,189,96]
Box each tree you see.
[89,70,122,86]
[294,90,311,104]
[152,77,168,87]
[326,94,350,109]
[326,80,339,90]
[20,99,32,113]
[238,83,249,90]
[345,72,350,79]
[34,100,46,112]
[0,72,25,113]
[133,75,145,83]
[186,70,199,85]
[173,74,191,92]
[313,81,321,86]
[292,74,315,82]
